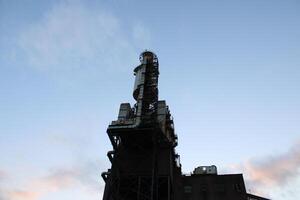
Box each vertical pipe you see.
[151,131,158,200]
[168,176,171,200]
[137,176,141,200]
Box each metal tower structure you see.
[102,51,181,200]
[102,51,269,200]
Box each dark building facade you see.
[101,51,269,200]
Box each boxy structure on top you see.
[101,51,269,200]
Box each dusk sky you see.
[1,0,300,199]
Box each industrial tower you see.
[102,51,269,200]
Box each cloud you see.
[0,170,8,181]
[17,1,149,73]
[40,160,103,192]
[5,191,40,200]
[0,160,103,200]
[231,140,300,197]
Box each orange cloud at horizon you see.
[232,140,300,197]
[7,190,40,200]
[0,163,101,200]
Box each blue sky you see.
[0,0,300,199]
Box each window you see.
[184,186,192,193]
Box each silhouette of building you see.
[101,51,269,200]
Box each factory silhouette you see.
[101,51,269,200]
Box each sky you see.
[0,0,300,199]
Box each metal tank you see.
[132,51,159,124]
[133,51,159,100]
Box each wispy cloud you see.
[0,160,103,200]
[230,140,300,197]
[17,1,150,73]
[5,191,40,200]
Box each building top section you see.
[193,165,218,175]
[246,193,270,200]
[108,51,177,146]
[138,50,158,65]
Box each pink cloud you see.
[244,140,300,186]
[229,140,300,197]
[6,190,40,200]
[0,161,101,200]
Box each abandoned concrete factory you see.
[101,51,269,200]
